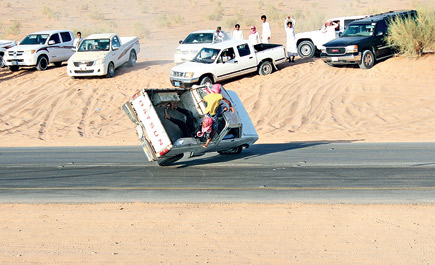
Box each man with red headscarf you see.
[249,25,261,45]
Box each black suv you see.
[320,10,417,69]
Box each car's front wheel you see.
[199,75,213,86]
[106,62,115,78]
[298,40,316,58]
[158,153,184,166]
[359,50,375,69]
[217,146,243,155]
[36,56,48,71]
[0,54,5,68]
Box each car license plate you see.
[332,57,338,62]
[174,81,180,87]
[12,60,18,65]
[80,64,87,68]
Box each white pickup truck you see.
[122,85,258,166]
[4,30,75,71]
[67,33,140,78]
[0,40,17,68]
[170,40,286,87]
[295,15,366,58]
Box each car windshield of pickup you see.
[183,33,214,44]
[20,34,49,45]
[193,48,220,64]
[78,39,111,52]
[341,23,375,37]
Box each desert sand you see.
[1,0,434,264]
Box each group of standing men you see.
[222,15,298,63]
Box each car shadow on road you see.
[172,139,362,168]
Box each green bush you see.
[134,22,150,39]
[6,20,21,35]
[387,8,435,56]
[207,1,224,21]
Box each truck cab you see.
[122,85,258,166]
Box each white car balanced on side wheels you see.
[67,33,140,78]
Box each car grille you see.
[74,70,94,74]
[326,48,346,55]
[8,51,24,56]
[73,61,95,67]
[172,71,184,77]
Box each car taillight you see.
[132,91,141,100]
[159,147,170,157]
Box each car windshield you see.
[341,23,375,37]
[20,34,49,45]
[78,39,111,52]
[193,48,220,64]
[183,33,214,44]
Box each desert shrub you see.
[89,10,104,21]
[243,18,255,29]
[295,11,325,33]
[134,22,150,39]
[106,20,118,29]
[224,17,238,29]
[6,20,21,35]
[265,4,283,21]
[157,14,171,27]
[207,1,224,21]
[42,6,59,20]
[4,2,11,8]
[171,15,186,25]
[257,0,264,9]
[78,3,88,11]
[387,8,435,56]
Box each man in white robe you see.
[284,16,297,62]
[261,15,271,43]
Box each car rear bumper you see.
[320,52,362,65]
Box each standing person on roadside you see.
[284,16,297,62]
[73,32,82,50]
[261,15,271,43]
[248,25,261,45]
[213,26,224,42]
[232,24,244,40]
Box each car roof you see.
[29,30,71,35]
[328,15,367,21]
[349,10,416,24]
[85,33,117,39]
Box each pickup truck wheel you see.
[157,153,184,166]
[8,65,19,72]
[107,62,115,78]
[0,54,4,68]
[199,76,213,86]
[53,62,63,67]
[359,50,375,69]
[258,61,273,76]
[217,146,243,155]
[297,40,315,58]
[127,50,137,67]
[36,56,48,71]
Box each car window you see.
[342,23,375,37]
[193,48,220,64]
[183,33,214,44]
[49,33,61,44]
[237,44,251,57]
[78,39,111,52]
[375,20,387,36]
[343,19,355,29]
[112,36,120,49]
[60,32,72,42]
[219,48,235,63]
[20,34,49,45]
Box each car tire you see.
[127,50,137,67]
[297,40,316,58]
[53,61,63,67]
[106,62,115,78]
[8,65,19,72]
[359,50,375,69]
[258,60,273,76]
[0,54,4,68]
[36,56,48,71]
[157,153,184,166]
[199,75,213,86]
[217,146,243,155]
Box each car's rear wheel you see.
[158,153,184,166]
[106,62,115,78]
[53,61,63,67]
[258,61,273,76]
[0,54,4,68]
[36,56,48,71]
[217,146,243,155]
[359,50,375,69]
[127,50,137,67]
[298,40,316,58]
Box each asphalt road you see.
[0,143,434,203]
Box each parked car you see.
[295,15,367,58]
[320,10,417,69]
[0,40,17,68]
[67,33,140,78]
[122,85,258,166]
[174,30,231,64]
[170,40,287,87]
[4,30,74,71]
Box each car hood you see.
[323,36,368,47]
[176,43,210,51]
[171,61,211,74]
[68,51,108,62]
[7,44,46,51]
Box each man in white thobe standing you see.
[261,15,271,44]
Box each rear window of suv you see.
[60,32,72,42]
[342,23,375,37]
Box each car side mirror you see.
[71,47,77,52]
[112,46,119,51]
[338,32,342,37]
[48,40,55,45]
[179,40,183,44]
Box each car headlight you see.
[24,50,35,55]
[320,46,326,53]
[184,72,194,78]
[175,49,182,54]
[95,58,105,65]
[345,45,358,53]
